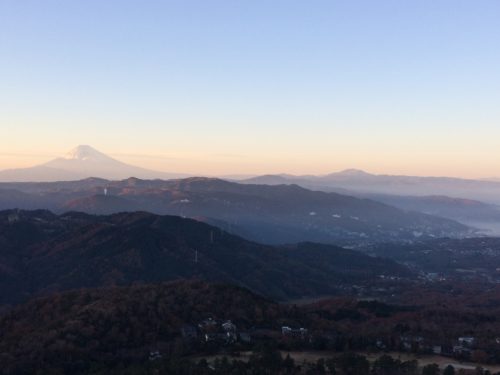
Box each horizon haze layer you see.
[1,145,499,182]
[2,1,500,178]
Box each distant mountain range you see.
[242,169,500,203]
[0,145,188,182]
[241,170,500,233]
[3,146,500,204]
[0,210,412,305]
[1,147,497,237]
[0,178,472,245]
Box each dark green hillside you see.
[0,210,411,305]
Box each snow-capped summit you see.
[64,145,111,162]
[46,145,130,171]
[0,145,189,182]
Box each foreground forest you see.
[3,211,500,374]
[2,280,500,374]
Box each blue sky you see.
[1,1,499,176]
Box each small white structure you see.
[149,351,162,361]
[281,326,308,338]
[458,337,475,346]
[222,320,237,332]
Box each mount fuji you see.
[0,145,188,182]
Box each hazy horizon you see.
[2,1,500,178]
[1,144,499,180]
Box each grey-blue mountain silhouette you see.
[242,169,500,204]
[0,145,188,182]
[0,177,473,245]
[242,170,500,233]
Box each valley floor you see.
[195,350,500,372]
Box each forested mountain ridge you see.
[0,209,411,305]
[0,177,473,245]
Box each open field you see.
[195,350,500,372]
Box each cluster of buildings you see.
[397,335,492,360]
[452,336,476,357]
[281,326,309,339]
[181,318,251,345]
[373,335,482,359]
[178,318,313,348]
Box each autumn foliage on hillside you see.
[2,280,500,373]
